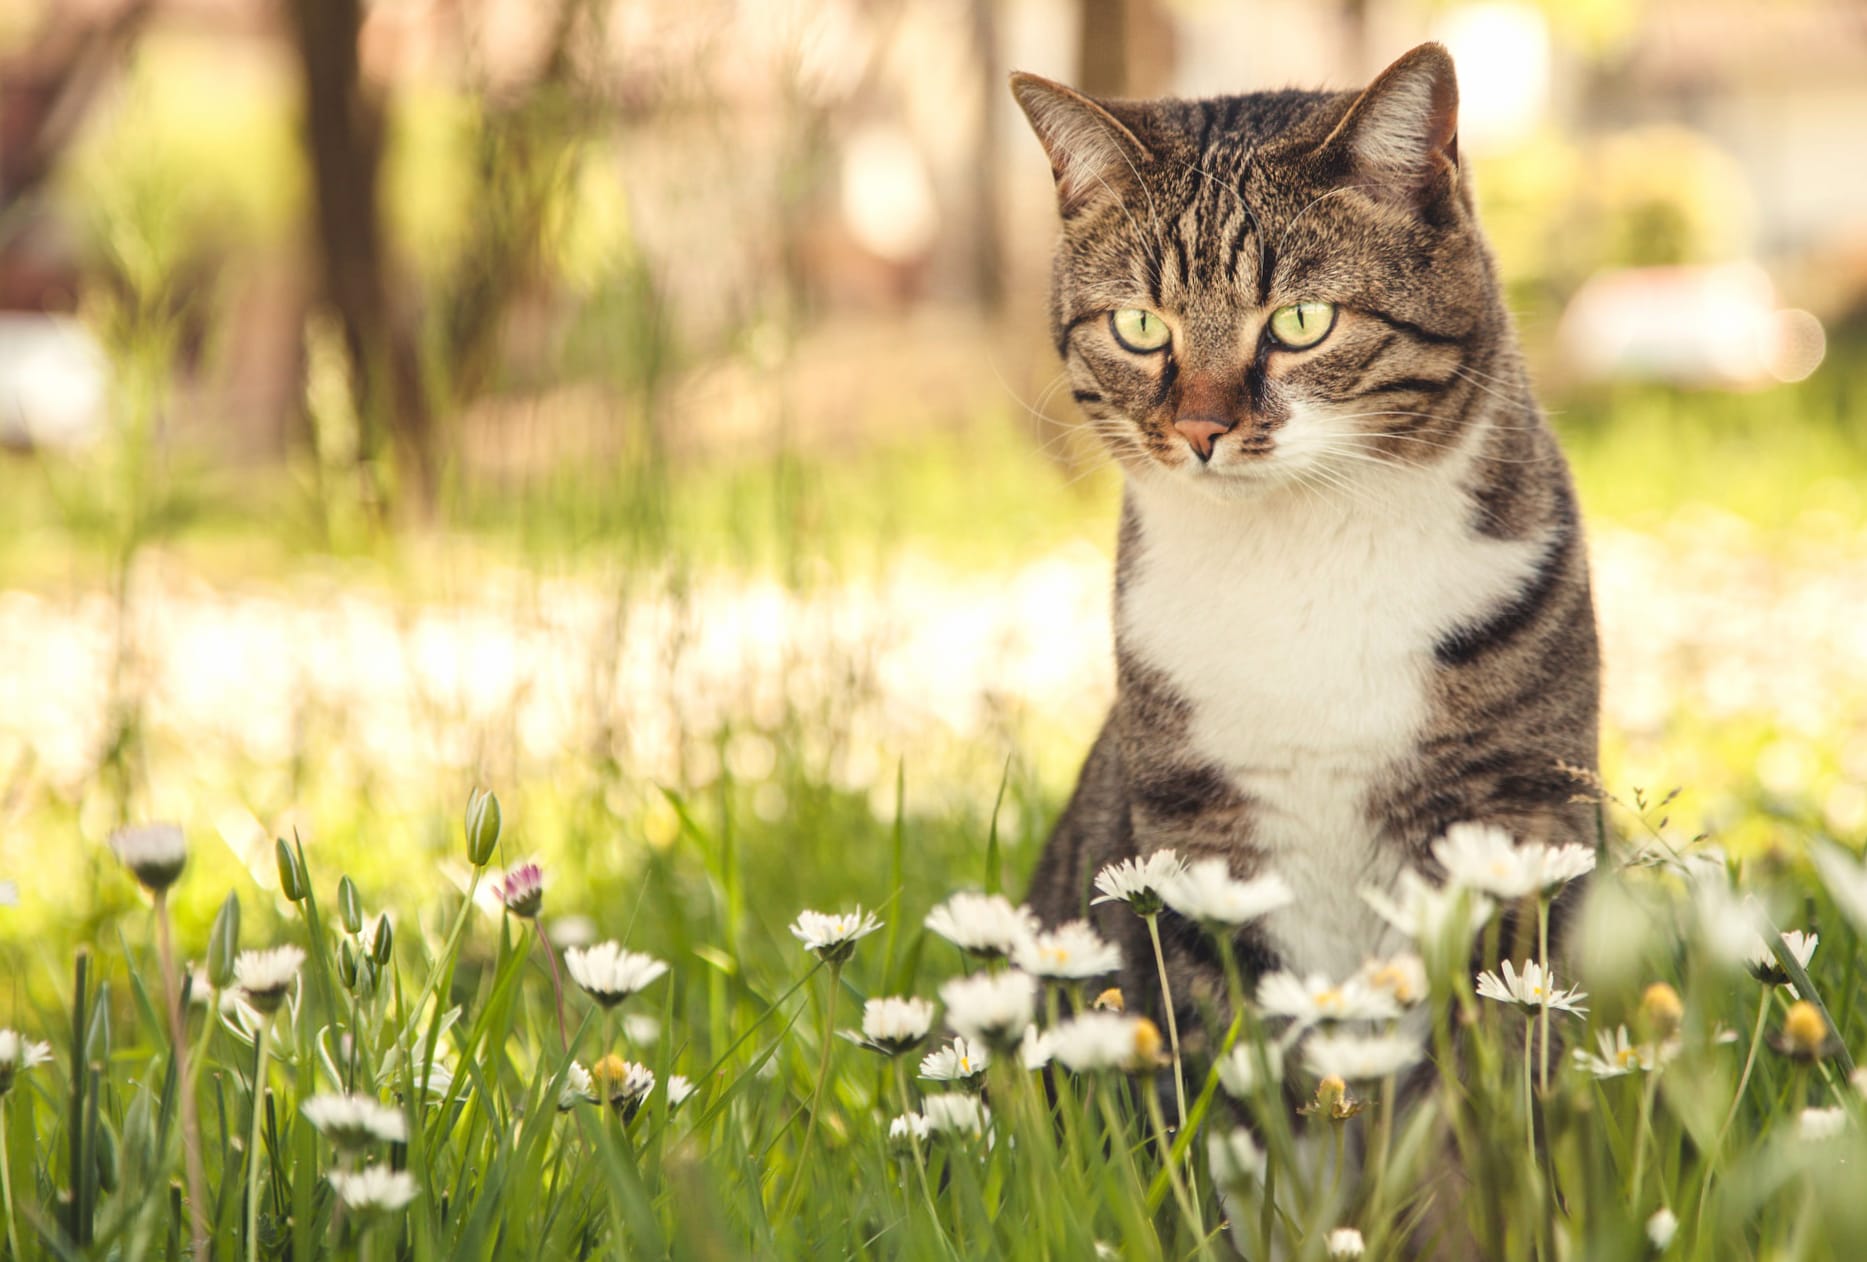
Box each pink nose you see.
[1173,417,1232,462]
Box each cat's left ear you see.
[1319,42,1460,211]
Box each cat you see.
[1012,41,1598,1244]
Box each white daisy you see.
[1572,1025,1666,1078]
[1744,929,1818,987]
[940,970,1037,1049]
[623,1014,662,1046]
[562,942,669,1008]
[1362,871,1495,951]
[920,1037,990,1084]
[234,945,305,1016]
[921,1092,989,1139]
[0,1029,53,1096]
[299,1093,407,1150]
[789,908,882,963]
[1019,1025,1053,1071]
[1797,1106,1847,1142]
[924,893,1038,960]
[1433,824,1591,899]
[1046,1012,1160,1074]
[558,1061,595,1111]
[1301,1031,1422,1082]
[888,1112,931,1147]
[1326,1228,1366,1259]
[856,996,936,1055]
[1092,851,1187,917]
[108,822,189,892]
[1161,860,1293,929]
[1216,1043,1281,1098]
[1256,971,1400,1025]
[1475,960,1589,1016]
[666,1074,697,1108]
[1207,1127,1265,1187]
[593,1055,656,1120]
[1357,954,1429,1007]
[328,1165,418,1214]
[1647,1207,1678,1250]
[1013,920,1122,980]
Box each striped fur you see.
[1012,45,1599,1227]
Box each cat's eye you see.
[1266,301,1337,350]
[1110,308,1172,353]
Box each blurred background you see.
[1,0,1866,959]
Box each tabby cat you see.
[1013,35,1597,1168]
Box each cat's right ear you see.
[1010,73,1153,218]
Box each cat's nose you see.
[1173,416,1233,462]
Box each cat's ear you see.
[1010,72,1153,218]
[1319,43,1460,210]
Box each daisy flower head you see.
[1357,954,1429,1007]
[1326,1228,1366,1259]
[300,1093,407,1151]
[790,907,882,964]
[888,1111,931,1150]
[494,862,545,919]
[1092,850,1186,917]
[108,822,188,893]
[1013,919,1122,981]
[1216,1043,1282,1098]
[1362,871,1494,963]
[1797,1106,1847,1142]
[328,1165,419,1215]
[921,1092,989,1140]
[1020,1025,1053,1071]
[0,1029,53,1096]
[1745,929,1818,987]
[558,1061,595,1112]
[1301,1031,1422,1082]
[235,945,306,1016]
[1770,999,1839,1063]
[1475,960,1589,1017]
[1646,1207,1678,1250]
[1161,860,1293,930]
[1434,822,1596,901]
[1256,971,1400,1025]
[1046,1012,1163,1075]
[1573,1025,1664,1078]
[563,942,668,1008]
[1301,1074,1364,1122]
[940,970,1037,1050]
[919,1037,990,1085]
[1207,1127,1266,1188]
[856,996,936,1056]
[592,1055,656,1121]
[924,893,1038,960]
[666,1074,697,1109]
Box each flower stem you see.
[1696,986,1773,1230]
[247,1017,272,1262]
[154,890,211,1262]
[1628,1066,1659,1203]
[535,919,570,1052]
[1523,1014,1538,1188]
[782,961,841,1221]
[1536,897,1552,1092]
[1144,1072,1207,1251]
[1145,914,1188,1131]
[1,1096,21,1262]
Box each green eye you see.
[1110,308,1171,353]
[1266,301,1337,350]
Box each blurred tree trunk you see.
[282,0,436,515]
[1076,0,1176,98]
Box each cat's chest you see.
[1116,473,1542,977]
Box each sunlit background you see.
[2,0,1866,961]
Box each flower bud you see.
[338,939,360,990]
[465,789,502,868]
[275,838,308,902]
[1092,988,1124,1012]
[94,1120,118,1193]
[1638,983,1683,1042]
[370,915,394,966]
[1780,1001,1829,1061]
[208,892,241,989]
[338,876,364,936]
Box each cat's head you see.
[1013,44,1507,499]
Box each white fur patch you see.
[1119,426,1542,982]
